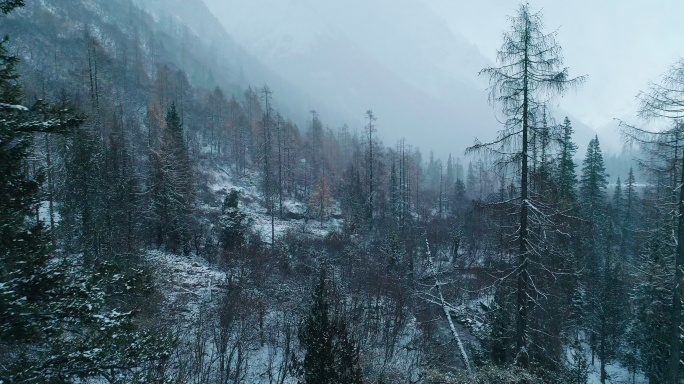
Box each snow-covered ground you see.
[147,249,227,319]
[562,336,648,384]
[38,200,60,226]
[587,360,647,384]
[208,164,343,243]
[146,249,301,383]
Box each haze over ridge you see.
[202,0,625,157]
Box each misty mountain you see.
[7,0,344,132]
[202,0,499,159]
[130,0,350,128]
[202,0,606,158]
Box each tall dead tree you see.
[366,110,376,222]
[261,85,275,248]
[468,3,584,368]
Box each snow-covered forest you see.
[2,0,684,383]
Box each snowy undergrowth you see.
[144,161,424,382]
[585,350,647,384]
[146,249,227,320]
[207,163,343,243]
[146,249,301,383]
[561,336,648,384]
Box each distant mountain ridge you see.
[130,0,345,127]
[202,0,603,158]
[201,0,498,158]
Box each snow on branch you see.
[0,102,28,111]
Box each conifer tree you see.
[298,269,363,384]
[309,175,334,222]
[629,229,673,382]
[445,154,455,211]
[389,161,400,222]
[579,136,608,215]
[611,177,624,250]
[219,189,248,252]
[557,117,578,203]
[623,167,639,260]
[622,83,684,381]
[149,103,194,254]
[470,2,584,368]
[578,137,628,384]
[365,110,376,222]
[466,161,477,199]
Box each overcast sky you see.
[426,0,684,130]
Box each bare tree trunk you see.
[424,237,473,374]
[44,133,55,235]
[277,117,283,218]
[516,24,530,369]
[366,110,376,223]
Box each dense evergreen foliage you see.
[297,269,363,384]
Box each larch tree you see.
[227,95,248,174]
[469,2,584,368]
[309,175,334,223]
[206,86,228,155]
[260,85,275,247]
[309,110,324,185]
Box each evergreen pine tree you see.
[451,178,467,219]
[579,136,608,215]
[611,177,625,252]
[623,167,639,261]
[445,154,455,211]
[150,103,194,254]
[557,117,578,203]
[629,229,673,382]
[578,137,628,384]
[219,189,248,252]
[466,161,477,199]
[298,269,363,384]
[625,167,637,224]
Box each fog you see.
[203,0,683,157]
[428,0,684,139]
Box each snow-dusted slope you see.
[207,164,343,244]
